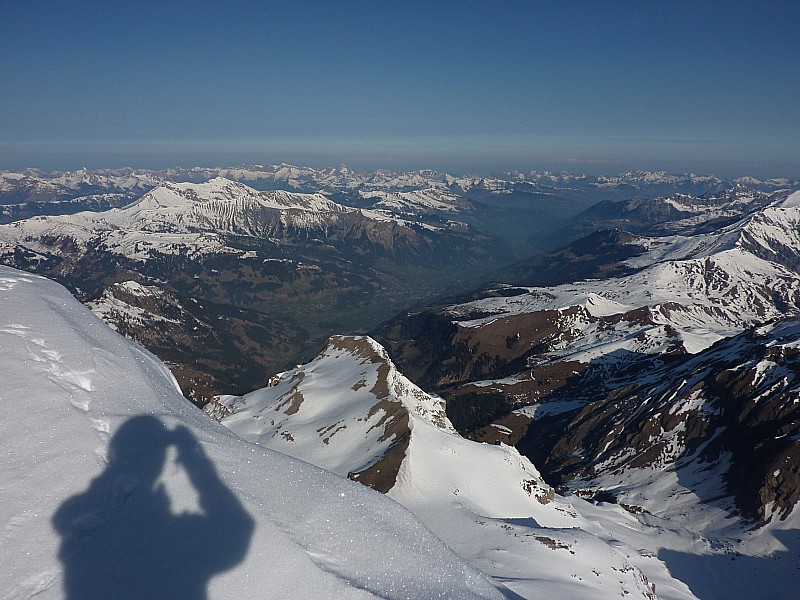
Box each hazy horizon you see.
[1,145,796,181]
[2,2,798,180]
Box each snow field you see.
[0,266,503,600]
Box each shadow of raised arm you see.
[171,425,255,571]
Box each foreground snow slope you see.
[0,267,503,600]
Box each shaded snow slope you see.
[0,267,504,600]
[211,335,698,600]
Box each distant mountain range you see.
[0,177,505,402]
[2,165,796,247]
[2,163,797,263]
[3,164,796,205]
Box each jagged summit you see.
[209,334,678,599]
[206,334,455,491]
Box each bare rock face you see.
[522,319,800,523]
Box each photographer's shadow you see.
[53,416,254,600]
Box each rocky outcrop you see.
[522,319,800,523]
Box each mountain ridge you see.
[207,333,685,600]
[371,189,800,530]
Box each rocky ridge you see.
[207,334,680,600]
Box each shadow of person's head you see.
[108,415,171,484]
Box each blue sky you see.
[1,1,798,177]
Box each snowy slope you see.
[359,188,475,215]
[87,280,185,331]
[0,267,504,600]
[207,336,454,484]
[448,191,800,360]
[522,317,800,600]
[0,178,347,259]
[210,335,699,600]
[0,177,462,264]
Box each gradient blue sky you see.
[1,1,798,177]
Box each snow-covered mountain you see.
[524,170,798,196]
[376,188,800,400]
[5,163,800,599]
[207,334,698,600]
[347,188,800,599]
[356,188,477,217]
[0,177,504,401]
[3,164,794,276]
[372,192,800,535]
[208,328,800,599]
[410,190,800,373]
[205,335,455,492]
[0,168,158,207]
[562,185,779,241]
[3,164,795,220]
[524,316,800,521]
[0,177,469,261]
[0,266,509,600]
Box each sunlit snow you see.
[0,267,503,600]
